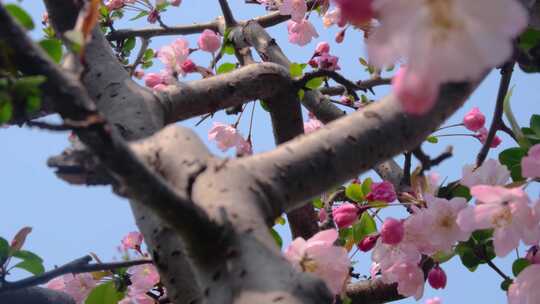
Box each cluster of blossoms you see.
[105,0,181,23]
[208,122,252,156]
[284,152,539,301]
[308,41,340,71]
[144,29,221,91]
[461,107,502,148]
[46,232,163,304]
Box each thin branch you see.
[412,146,453,175]
[128,37,150,75]
[0,256,151,293]
[217,0,237,27]
[319,77,392,97]
[476,61,515,167]
[26,120,72,131]
[299,70,361,100]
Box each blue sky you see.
[1,1,539,303]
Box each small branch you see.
[412,146,453,175]
[298,70,361,100]
[319,77,391,96]
[26,120,72,131]
[476,61,515,167]
[0,256,151,293]
[402,152,412,186]
[128,37,150,75]
[217,0,237,27]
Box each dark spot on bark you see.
[212,271,221,281]
[169,277,176,284]
[272,296,284,302]
[96,93,102,100]
[96,72,102,78]
[153,250,160,263]
[204,288,210,297]
[245,228,254,234]
[239,269,247,278]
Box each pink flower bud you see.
[319,208,328,222]
[332,203,359,228]
[147,9,159,24]
[335,29,346,43]
[121,231,143,251]
[197,29,221,53]
[366,181,397,203]
[332,0,374,26]
[380,217,404,245]
[315,41,331,55]
[180,59,197,74]
[463,107,485,131]
[392,67,439,115]
[170,0,182,6]
[316,54,340,71]
[308,58,319,68]
[428,265,447,289]
[475,127,502,148]
[144,73,163,88]
[358,235,379,252]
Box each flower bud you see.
[315,41,331,55]
[526,245,540,264]
[463,107,485,131]
[366,181,397,203]
[181,59,197,74]
[332,203,359,228]
[358,235,379,252]
[380,218,404,245]
[428,265,447,289]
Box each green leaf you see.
[345,183,363,202]
[5,4,35,30]
[503,87,529,148]
[143,48,154,61]
[499,147,528,181]
[0,237,9,261]
[297,89,305,100]
[426,135,439,144]
[26,95,41,113]
[13,258,45,275]
[455,242,480,271]
[39,39,63,63]
[512,258,531,277]
[353,212,377,242]
[531,114,540,136]
[259,100,270,112]
[312,197,323,209]
[123,37,136,53]
[129,11,148,21]
[217,62,236,74]
[305,77,324,90]
[0,99,13,123]
[270,228,282,248]
[85,281,125,304]
[361,178,372,199]
[431,250,455,264]
[289,63,305,78]
[519,28,540,51]
[472,229,493,243]
[12,250,44,263]
[222,43,235,55]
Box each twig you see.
[298,70,361,100]
[412,146,453,175]
[26,121,72,131]
[0,256,151,293]
[318,78,391,97]
[218,0,237,27]
[129,37,150,75]
[476,61,515,167]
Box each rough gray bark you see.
[0,287,76,304]
[1,0,493,303]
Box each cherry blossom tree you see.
[0,0,539,304]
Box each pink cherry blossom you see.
[197,29,221,53]
[372,236,422,271]
[322,8,343,28]
[332,203,359,228]
[463,107,486,131]
[170,0,181,6]
[303,117,323,133]
[279,0,307,22]
[49,273,96,304]
[426,297,442,304]
[427,265,447,289]
[508,264,540,304]
[287,19,319,46]
[475,127,502,148]
[522,144,540,179]
[332,0,374,26]
[460,159,510,188]
[368,0,527,85]
[128,264,160,292]
[105,0,125,10]
[381,262,424,300]
[391,67,438,115]
[421,195,470,253]
[284,229,350,295]
[121,231,143,251]
[314,41,330,55]
[208,122,244,152]
[366,181,397,203]
[314,53,340,71]
[380,218,404,245]
[158,39,190,74]
[147,9,159,24]
[236,138,253,156]
[457,186,539,257]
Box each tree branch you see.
[0,287,75,304]
[0,256,151,293]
